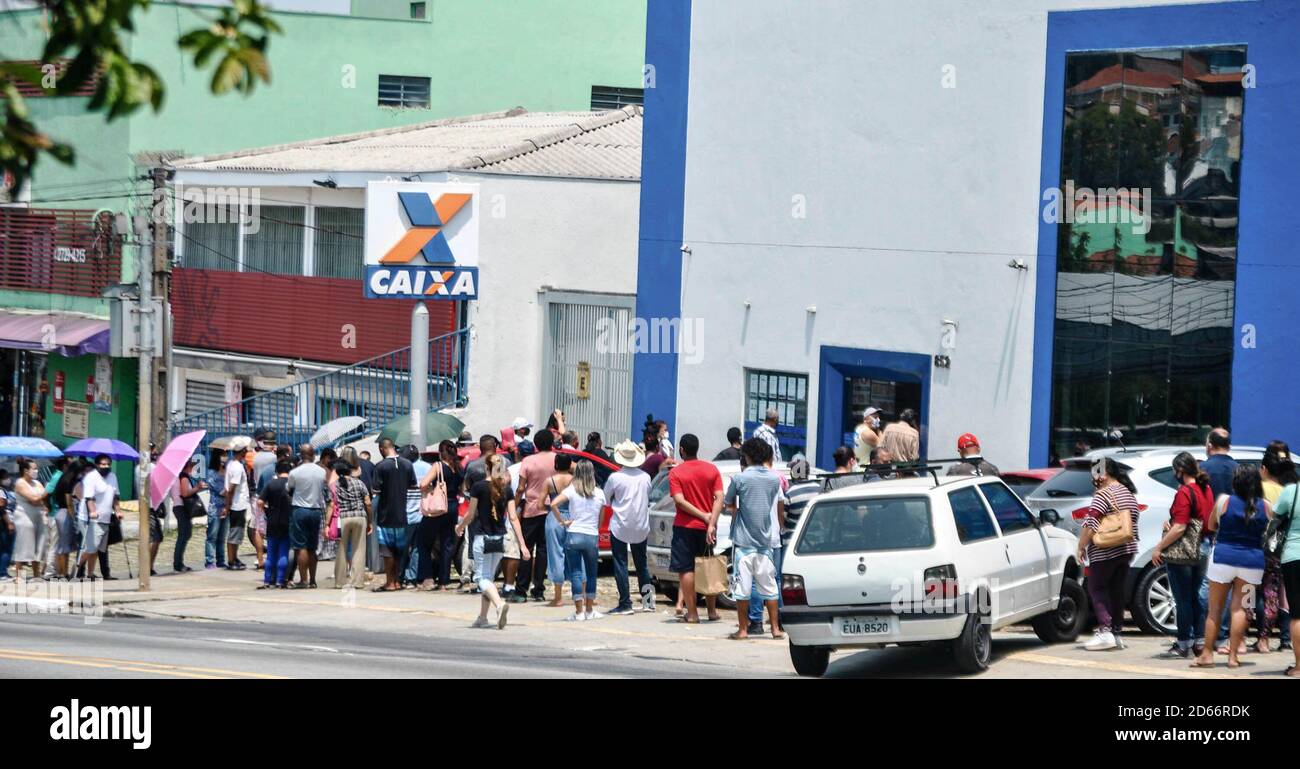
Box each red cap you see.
[957,433,980,451]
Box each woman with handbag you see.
[174,456,206,573]
[456,453,528,629]
[1255,442,1296,653]
[1076,457,1141,652]
[1152,453,1214,658]
[416,440,463,591]
[1192,464,1272,669]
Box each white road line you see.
[204,638,345,654]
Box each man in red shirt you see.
[513,428,558,601]
[668,434,724,623]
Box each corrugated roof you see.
[170,106,642,181]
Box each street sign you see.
[363,181,480,299]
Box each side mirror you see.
[1039,509,1061,526]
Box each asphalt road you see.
[0,612,765,679]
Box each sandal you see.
[727,631,748,640]
[1284,666,1300,677]
[287,582,308,590]
[771,631,786,640]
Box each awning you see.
[0,310,110,357]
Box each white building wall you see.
[453,173,640,437]
[676,0,1215,469]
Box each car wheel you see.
[953,610,992,674]
[1031,578,1087,643]
[789,643,830,677]
[659,583,679,603]
[1132,565,1177,636]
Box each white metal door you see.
[543,295,633,446]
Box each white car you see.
[1022,445,1271,635]
[781,475,1084,676]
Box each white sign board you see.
[63,402,89,439]
[363,181,480,300]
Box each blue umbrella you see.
[64,437,140,461]
[0,436,63,458]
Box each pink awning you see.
[0,310,110,357]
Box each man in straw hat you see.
[604,440,655,614]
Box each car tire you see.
[789,643,830,677]
[953,610,992,674]
[659,583,679,603]
[1031,577,1087,643]
[1132,565,1177,636]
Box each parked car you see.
[1022,445,1271,635]
[999,468,1061,502]
[781,475,1084,676]
[647,460,810,609]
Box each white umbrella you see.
[210,435,253,451]
[309,416,368,450]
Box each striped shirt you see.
[1083,483,1141,562]
[752,423,782,461]
[335,475,369,519]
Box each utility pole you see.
[150,167,171,449]
[134,209,154,593]
[410,303,429,450]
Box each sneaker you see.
[747,620,764,635]
[566,613,586,622]
[608,605,635,616]
[1162,642,1191,658]
[586,610,605,620]
[640,584,657,612]
[497,603,510,630]
[1084,630,1118,651]
[507,593,528,604]
[471,617,491,629]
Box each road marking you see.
[1006,650,1240,679]
[0,648,287,679]
[204,638,344,654]
[0,596,71,610]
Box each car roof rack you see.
[813,458,971,489]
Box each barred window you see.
[243,205,304,275]
[313,206,364,279]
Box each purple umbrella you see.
[64,437,140,461]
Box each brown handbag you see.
[1164,485,1204,565]
[1093,495,1135,549]
[694,554,729,596]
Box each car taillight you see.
[923,564,959,600]
[782,574,807,606]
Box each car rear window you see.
[796,497,933,554]
[1034,467,1096,498]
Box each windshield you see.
[796,497,933,554]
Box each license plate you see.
[653,552,671,571]
[837,616,894,636]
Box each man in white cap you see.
[854,407,883,465]
[603,440,655,614]
[511,417,536,461]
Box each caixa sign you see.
[366,266,478,298]
[363,181,480,300]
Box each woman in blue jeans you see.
[543,453,573,606]
[456,454,528,629]
[552,460,606,621]
[204,449,228,568]
[1152,452,1214,657]
[174,457,204,572]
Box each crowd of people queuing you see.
[3,404,1297,671]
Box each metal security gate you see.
[542,292,635,446]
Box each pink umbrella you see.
[151,430,206,508]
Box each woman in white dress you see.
[12,458,49,580]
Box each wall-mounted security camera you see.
[680,244,692,255]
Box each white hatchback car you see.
[781,475,1085,676]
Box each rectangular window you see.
[312,206,364,279]
[182,208,240,271]
[743,369,808,461]
[590,85,644,111]
[796,497,933,554]
[409,2,426,19]
[378,75,431,109]
[948,488,998,544]
[1051,46,1244,462]
[243,205,304,275]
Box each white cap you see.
[511,417,533,430]
[863,407,881,419]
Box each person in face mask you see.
[854,407,884,466]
